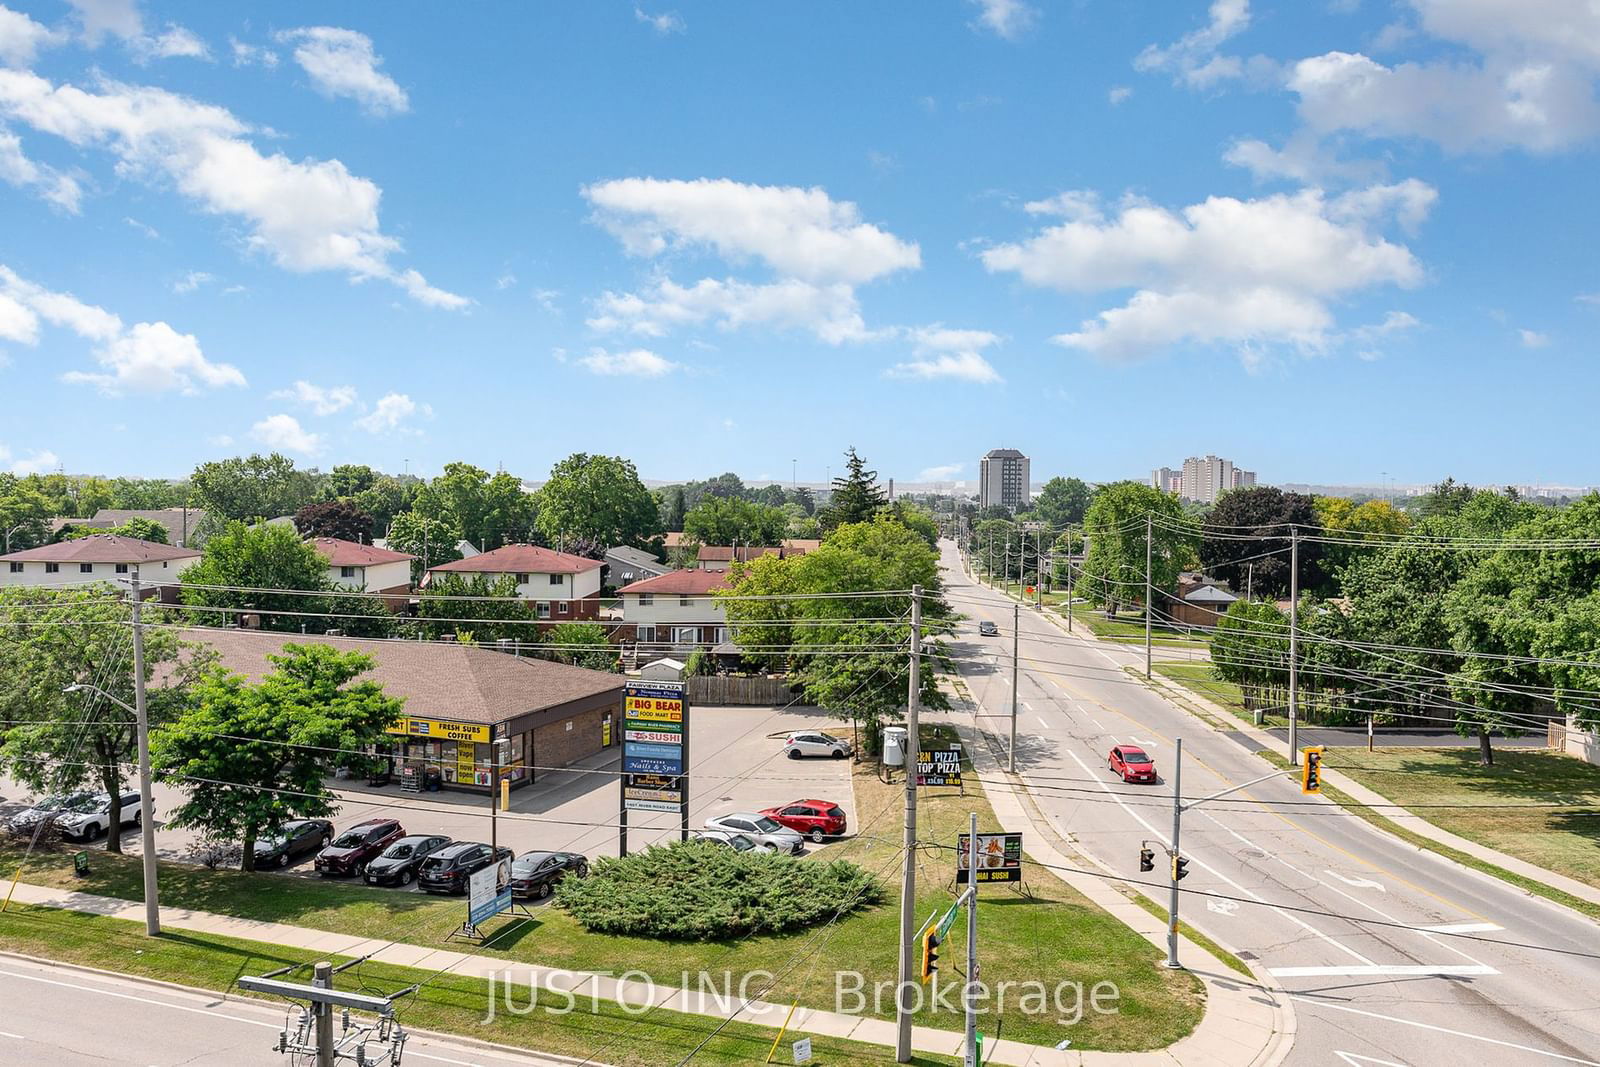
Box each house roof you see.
[781,538,821,554]
[605,545,666,569]
[1184,585,1238,604]
[180,627,623,727]
[310,537,416,567]
[1,534,201,564]
[48,508,208,545]
[662,532,686,547]
[697,545,780,563]
[427,544,601,576]
[618,569,731,595]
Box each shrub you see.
[556,840,882,939]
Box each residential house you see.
[694,539,821,572]
[0,534,201,601]
[617,569,731,656]
[604,545,669,589]
[1166,573,1239,628]
[310,537,416,606]
[48,507,208,547]
[424,544,603,621]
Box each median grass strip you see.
[0,728,1204,1052]
[1256,749,1600,924]
[1151,662,1287,730]
[0,904,957,1066]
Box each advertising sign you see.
[917,748,963,787]
[956,832,1023,883]
[385,717,490,743]
[467,858,512,926]
[621,681,690,842]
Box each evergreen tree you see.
[819,448,887,531]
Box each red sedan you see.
[1108,745,1158,784]
[759,799,848,843]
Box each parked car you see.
[254,819,335,868]
[508,851,588,900]
[364,835,451,887]
[56,790,142,841]
[783,731,852,760]
[417,842,515,895]
[314,818,405,876]
[759,799,847,843]
[6,792,98,835]
[1108,745,1158,784]
[978,620,999,637]
[693,829,769,853]
[703,812,804,854]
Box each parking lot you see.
[0,704,859,893]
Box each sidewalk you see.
[1023,588,1600,914]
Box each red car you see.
[1109,745,1157,784]
[314,817,406,876]
[759,799,848,843]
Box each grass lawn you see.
[0,905,956,1066]
[1065,605,1207,648]
[1305,747,1600,891]
[1151,663,1287,729]
[1,724,1202,1052]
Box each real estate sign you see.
[620,680,690,848]
[467,857,512,926]
[956,832,1023,884]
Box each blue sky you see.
[0,1,1596,489]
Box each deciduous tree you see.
[1080,482,1193,617]
[535,454,660,550]
[293,499,375,543]
[181,522,331,632]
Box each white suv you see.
[783,731,852,760]
[56,791,142,841]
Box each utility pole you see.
[1165,738,1182,968]
[1066,554,1074,633]
[314,961,335,1067]
[1247,562,1253,601]
[964,811,980,1067]
[129,568,160,937]
[1289,526,1300,767]
[1009,601,1019,773]
[895,584,923,1063]
[1144,516,1154,678]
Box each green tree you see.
[791,487,815,516]
[325,464,379,499]
[818,448,887,532]
[292,499,375,542]
[181,522,331,633]
[412,463,537,550]
[663,486,688,532]
[1200,487,1324,597]
[352,476,418,537]
[151,643,403,871]
[887,500,940,549]
[190,453,320,522]
[0,474,54,551]
[1314,496,1412,582]
[545,622,618,671]
[536,453,660,550]
[418,572,529,643]
[59,517,171,544]
[1080,482,1193,617]
[682,497,788,546]
[384,510,463,581]
[1034,477,1092,528]
[0,588,210,853]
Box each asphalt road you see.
[943,540,1600,1067]
[0,952,577,1065]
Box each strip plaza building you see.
[187,628,625,794]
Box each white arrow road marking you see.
[1295,998,1600,1066]
[1205,898,1239,916]
[1132,737,1157,747]
[1270,964,1496,977]
[1326,870,1386,892]
[1334,1053,1410,1067]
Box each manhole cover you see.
[1239,848,1267,859]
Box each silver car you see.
[693,829,772,853]
[702,813,805,854]
[783,731,852,760]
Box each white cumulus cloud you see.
[0,4,62,68]
[1135,0,1252,87]
[886,325,1004,384]
[634,7,685,34]
[981,184,1430,363]
[277,27,408,116]
[588,277,870,345]
[0,124,80,210]
[171,270,212,294]
[1519,328,1551,347]
[354,392,430,433]
[919,463,964,481]
[64,0,207,61]
[969,0,1037,41]
[250,414,321,455]
[577,347,680,377]
[0,443,59,475]
[272,380,357,415]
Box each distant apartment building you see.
[1149,456,1257,503]
[979,448,1030,512]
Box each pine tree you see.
[820,448,887,531]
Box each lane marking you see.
[1268,964,1495,977]
[1037,717,1050,729]
[1327,870,1387,892]
[0,1029,21,1039]
[1205,898,1239,916]
[1420,922,1503,934]
[0,967,279,1029]
[1132,737,1157,747]
[1335,1054,1409,1067]
[1292,997,1600,1066]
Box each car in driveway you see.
[314,818,405,877]
[1108,745,1158,784]
[703,812,805,854]
[417,842,514,895]
[54,792,142,842]
[783,731,852,760]
[693,829,769,853]
[255,819,334,868]
[508,851,588,900]
[760,799,847,843]
[364,834,450,887]
[5,792,97,835]
[978,620,999,637]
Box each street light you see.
[63,681,160,936]
[4,524,24,554]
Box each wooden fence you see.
[687,675,808,707]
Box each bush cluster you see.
[556,840,882,939]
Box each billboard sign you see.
[467,857,513,925]
[956,832,1023,883]
[621,681,690,831]
[917,748,963,787]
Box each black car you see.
[254,819,334,868]
[417,842,514,895]
[978,620,999,636]
[508,851,588,901]
[364,835,451,887]
[314,818,405,877]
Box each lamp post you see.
[4,524,24,554]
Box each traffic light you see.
[1171,854,1189,881]
[919,926,941,982]
[1139,847,1155,873]
[1301,746,1325,795]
